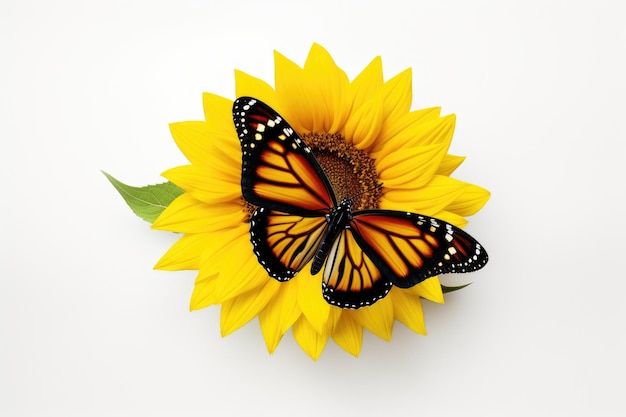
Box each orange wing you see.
[322,227,392,308]
[350,210,488,288]
[233,97,336,215]
[250,208,329,281]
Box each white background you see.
[2,0,625,415]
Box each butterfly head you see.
[332,197,354,220]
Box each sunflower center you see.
[303,132,381,211]
[241,132,381,220]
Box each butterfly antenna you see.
[342,157,351,201]
[352,182,383,200]
[349,183,383,210]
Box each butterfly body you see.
[233,97,488,309]
[311,197,354,275]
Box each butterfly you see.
[232,97,488,309]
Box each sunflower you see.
[151,44,489,359]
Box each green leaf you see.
[103,171,184,223]
[441,283,472,294]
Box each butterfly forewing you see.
[233,97,336,215]
[350,211,488,288]
[322,227,392,308]
[250,208,329,281]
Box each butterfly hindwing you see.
[322,227,392,308]
[250,208,329,281]
[349,210,488,288]
[233,97,336,215]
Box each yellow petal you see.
[259,279,302,353]
[380,175,470,216]
[205,139,241,180]
[324,305,342,335]
[352,295,394,341]
[152,193,245,234]
[202,93,235,137]
[375,107,442,152]
[168,121,212,167]
[303,43,350,133]
[193,223,270,304]
[380,68,412,126]
[376,114,456,162]
[158,229,249,297]
[273,50,313,134]
[344,68,413,152]
[168,120,240,172]
[210,239,269,303]
[220,279,280,336]
[446,184,491,216]
[349,56,383,111]
[405,276,444,304]
[343,91,384,150]
[437,154,466,176]
[162,164,240,205]
[292,315,328,361]
[274,44,350,134]
[154,233,209,271]
[189,271,219,310]
[234,69,279,110]
[390,287,427,335]
[377,142,449,190]
[296,269,331,334]
[331,312,362,357]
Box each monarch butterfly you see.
[233,97,488,309]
